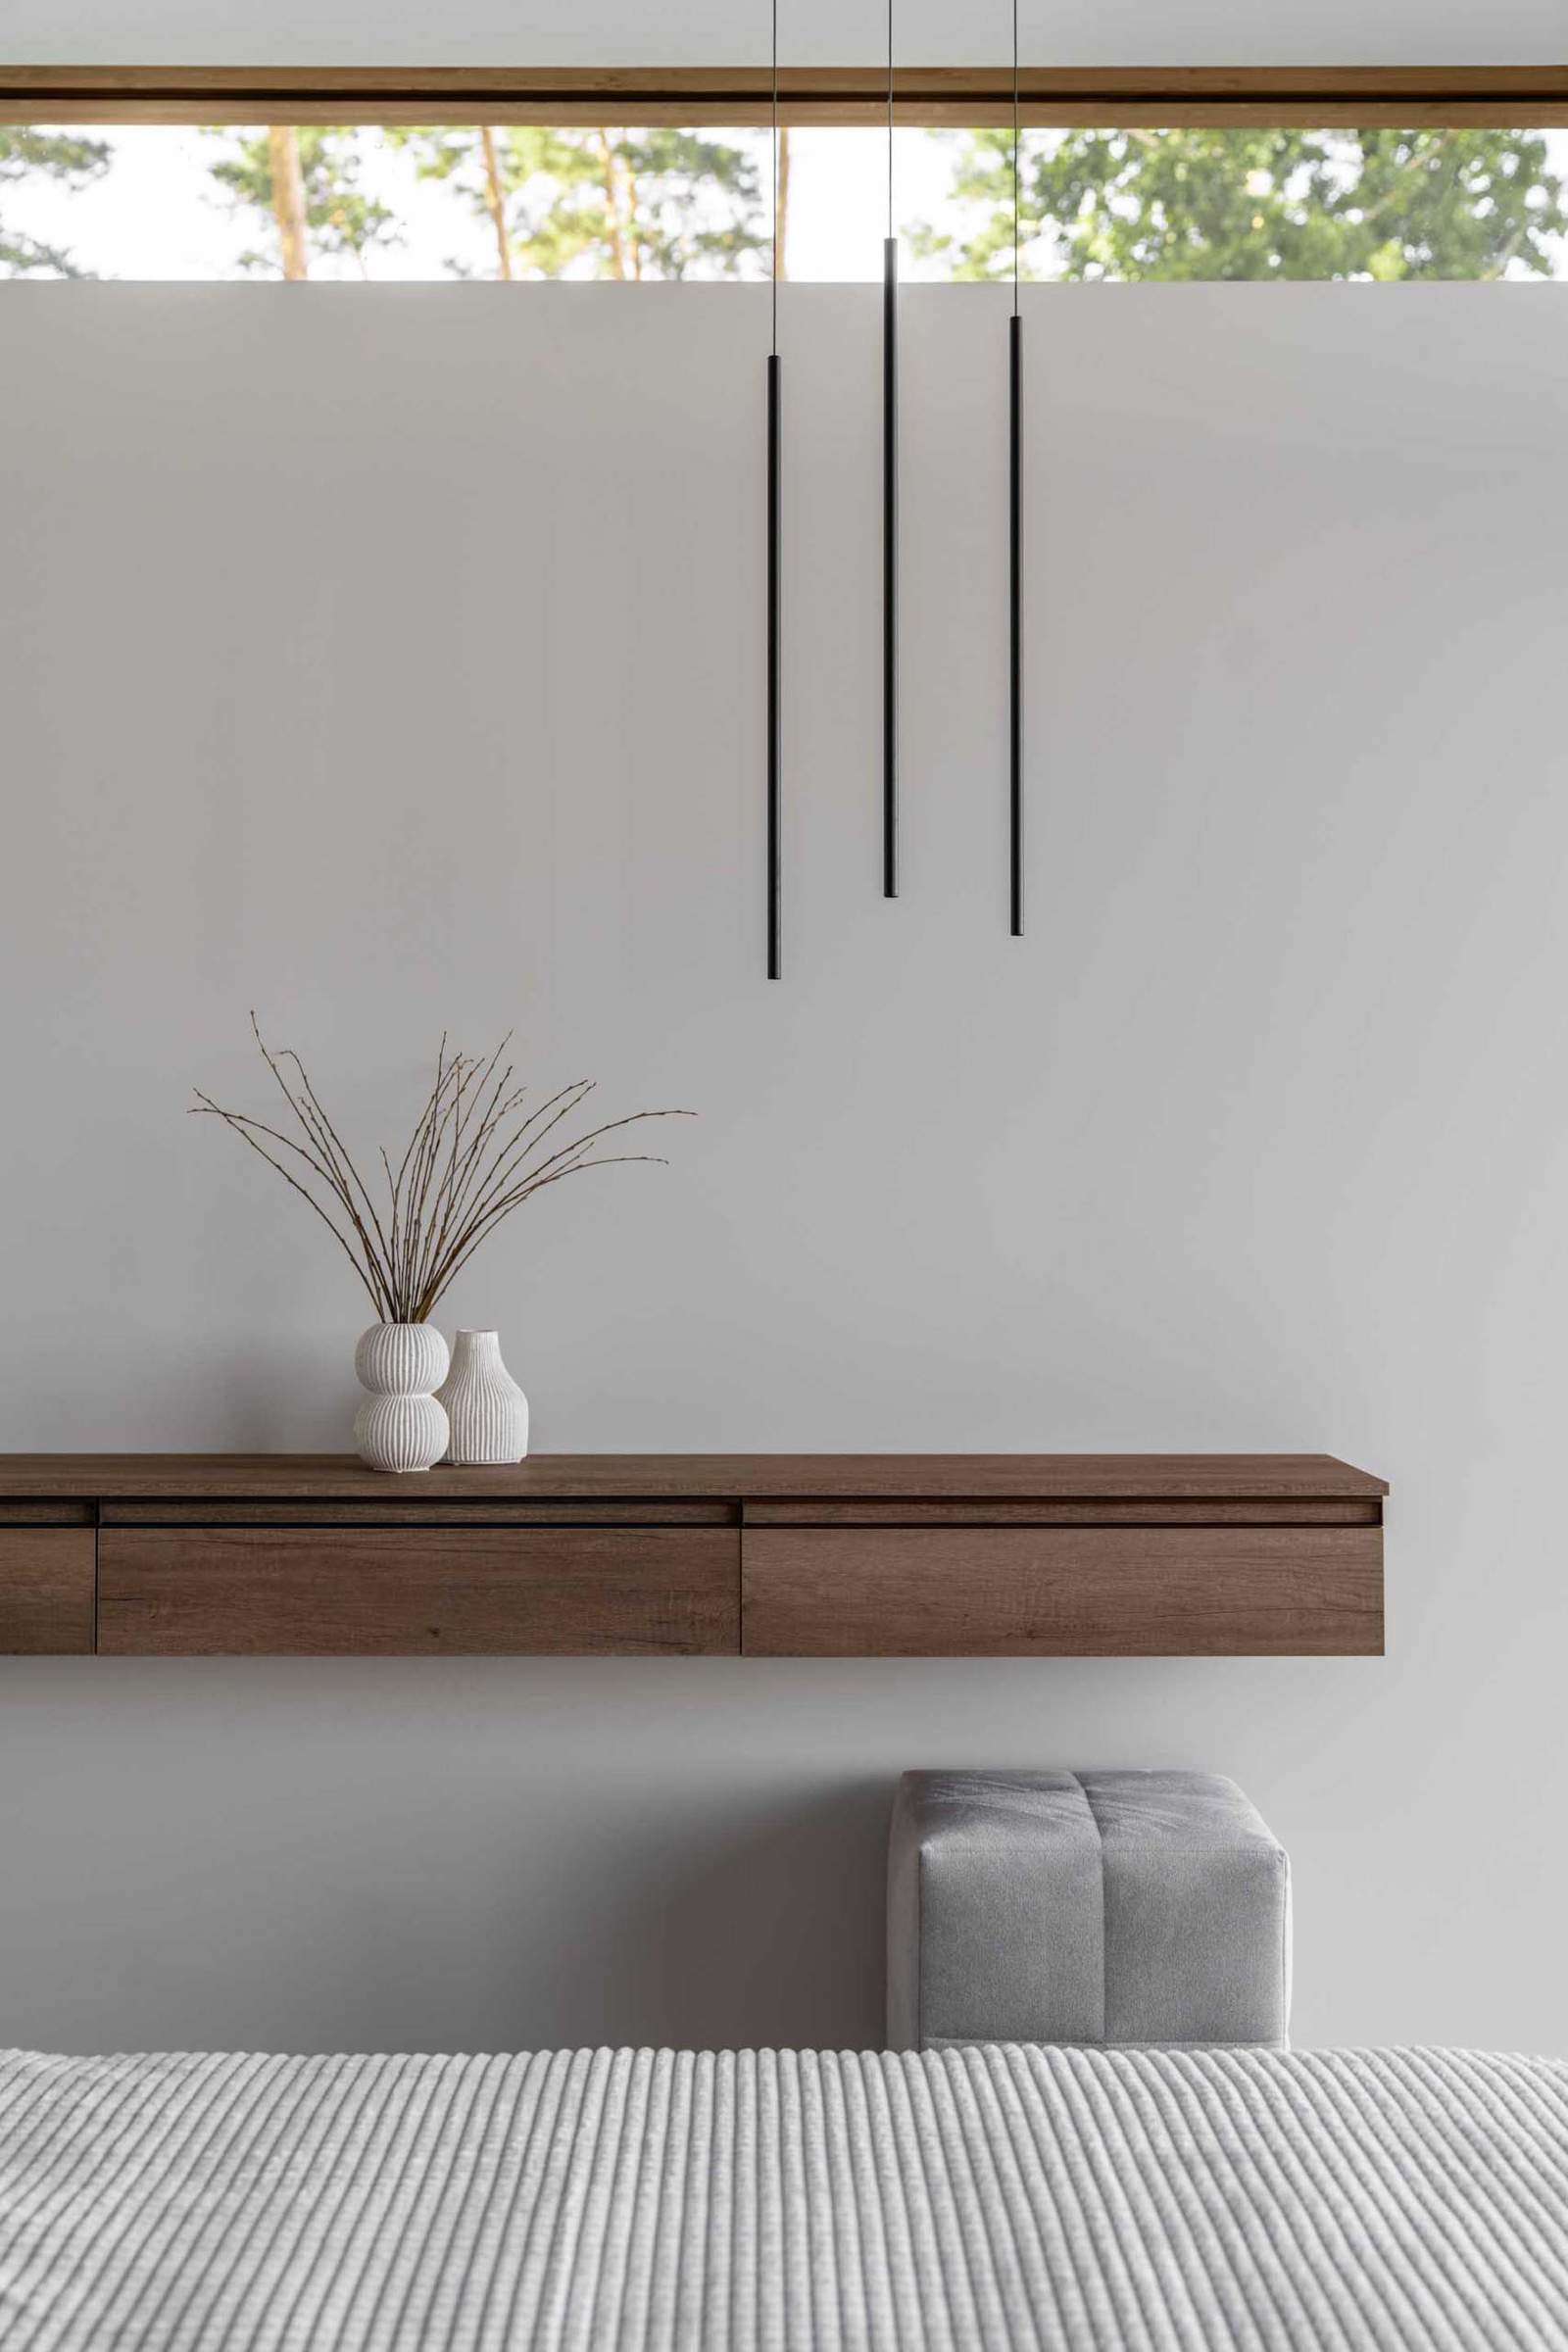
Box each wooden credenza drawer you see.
[99,1527,739,1655]
[0,1528,96,1654]
[741,1526,1383,1656]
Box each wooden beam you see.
[3,63,1568,129]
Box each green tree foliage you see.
[0,127,111,276]
[918,127,1568,282]
[205,127,399,276]
[391,125,767,279]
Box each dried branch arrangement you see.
[193,1016,691,1325]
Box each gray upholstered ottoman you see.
[887,1769,1291,2052]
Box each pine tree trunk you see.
[268,125,309,280]
[776,127,793,279]
[595,129,628,281]
[479,127,513,279]
[626,160,644,281]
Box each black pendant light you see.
[766,0,782,978]
[882,0,899,899]
[1009,0,1024,936]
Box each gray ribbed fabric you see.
[2,2043,1565,2350]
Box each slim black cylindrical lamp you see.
[766,0,782,978]
[882,0,899,899]
[1008,0,1024,937]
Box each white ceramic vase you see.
[353,1322,450,1473]
[436,1329,529,1466]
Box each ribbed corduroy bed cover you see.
[1,2043,1565,2349]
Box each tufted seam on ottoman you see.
[1070,1769,1110,2051]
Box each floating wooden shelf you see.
[0,1454,1386,1659]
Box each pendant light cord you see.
[887,0,894,235]
[771,0,779,354]
[1020,0,1029,318]
[882,0,898,900]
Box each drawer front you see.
[0,1529,96,1654]
[742,1526,1383,1656]
[100,1528,739,1655]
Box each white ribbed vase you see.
[353,1322,450,1473]
[436,1330,529,1467]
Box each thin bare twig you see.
[189,1096,387,1315]
[193,1026,692,1324]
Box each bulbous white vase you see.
[436,1329,529,1466]
[353,1322,450,1473]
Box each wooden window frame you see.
[3,64,1568,129]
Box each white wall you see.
[6,0,1565,69]
[1,283,1565,2058]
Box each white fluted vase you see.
[353,1323,450,1473]
[436,1330,529,1466]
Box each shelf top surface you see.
[0,1452,1389,1500]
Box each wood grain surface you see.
[741,1526,1384,1656]
[0,1529,96,1654]
[0,1457,1385,1657]
[99,1527,739,1656]
[0,1453,1388,1502]
[4,65,1565,128]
